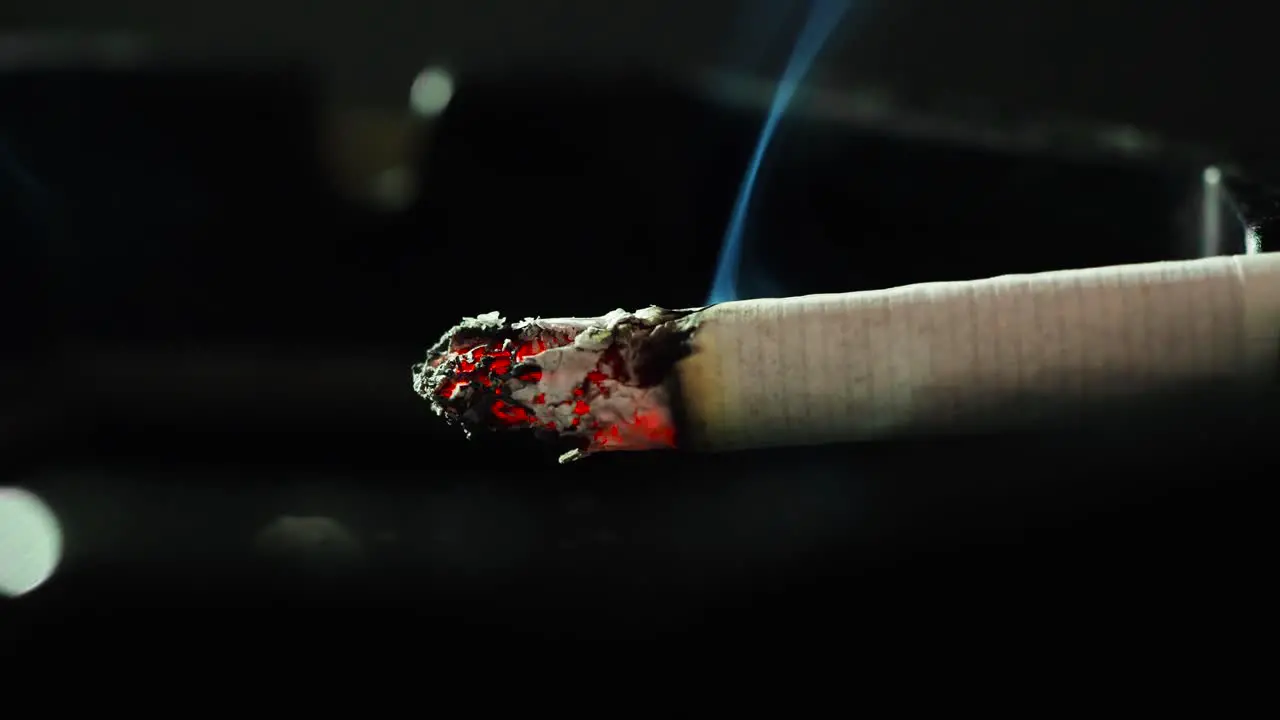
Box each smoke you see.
[706,0,855,305]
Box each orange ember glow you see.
[436,334,677,453]
[435,337,556,402]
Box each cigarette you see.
[412,252,1280,463]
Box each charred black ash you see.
[633,320,698,387]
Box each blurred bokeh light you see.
[0,487,63,598]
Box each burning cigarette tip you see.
[412,307,700,462]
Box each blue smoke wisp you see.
[707,0,854,304]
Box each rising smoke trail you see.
[707,0,855,304]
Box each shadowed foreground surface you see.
[7,380,1269,647]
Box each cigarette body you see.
[413,253,1280,462]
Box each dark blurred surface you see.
[8,0,1279,167]
[0,9,1273,649]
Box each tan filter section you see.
[675,253,1280,451]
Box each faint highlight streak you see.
[708,0,854,304]
[1201,165,1257,256]
[1202,166,1223,257]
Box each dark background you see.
[1,1,1273,649]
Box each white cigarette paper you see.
[675,252,1280,451]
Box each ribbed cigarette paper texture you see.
[676,253,1280,451]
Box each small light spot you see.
[1202,166,1222,186]
[410,67,455,118]
[370,165,417,211]
[1099,125,1155,156]
[255,515,362,572]
[0,487,63,598]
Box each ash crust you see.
[411,306,707,453]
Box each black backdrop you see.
[1,66,1270,649]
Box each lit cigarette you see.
[412,253,1280,462]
